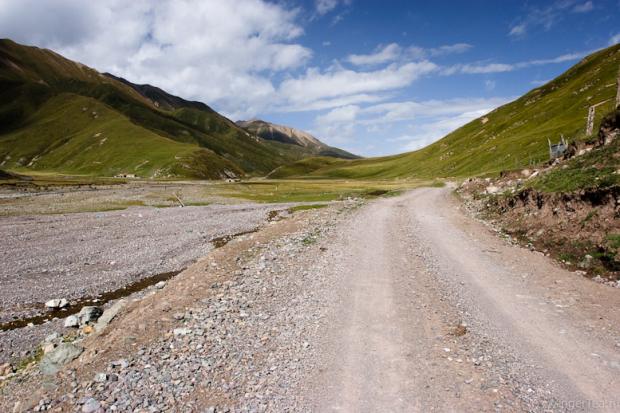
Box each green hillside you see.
[0,93,241,178]
[0,39,349,179]
[274,44,620,180]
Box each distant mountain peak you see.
[236,119,359,159]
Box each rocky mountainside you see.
[0,39,353,179]
[237,119,359,159]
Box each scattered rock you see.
[94,372,107,383]
[0,362,13,376]
[45,298,68,309]
[44,332,60,342]
[40,343,83,375]
[81,398,101,413]
[94,299,126,332]
[578,254,594,269]
[155,281,166,289]
[41,342,56,355]
[64,315,80,328]
[173,327,192,336]
[78,306,103,325]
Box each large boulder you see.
[39,343,83,375]
[94,299,126,332]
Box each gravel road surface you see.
[306,187,620,412]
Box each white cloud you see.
[316,104,360,123]
[312,97,509,149]
[347,43,402,66]
[572,1,593,13]
[442,50,588,75]
[509,24,527,37]
[0,0,311,119]
[278,61,437,111]
[278,93,385,113]
[458,63,515,74]
[315,0,351,16]
[610,33,620,46]
[313,105,360,144]
[359,97,509,124]
[428,43,473,56]
[485,80,496,91]
[315,0,339,15]
[400,109,491,152]
[509,1,581,38]
[350,42,473,64]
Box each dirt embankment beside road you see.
[459,183,620,283]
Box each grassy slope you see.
[268,157,348,178]
[275,44,620,180]
[0,93,241,178]
[527,108,620,193]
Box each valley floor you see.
[1,188,619,412]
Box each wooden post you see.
[586,106,595,135]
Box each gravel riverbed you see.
[0,202,298,364]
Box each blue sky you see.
[1,0,619,156]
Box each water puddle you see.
[0,270,182,332]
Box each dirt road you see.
[1,187,619,412]
[307,187,620,412]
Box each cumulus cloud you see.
[0,0,311,119]
[610,33,620,46]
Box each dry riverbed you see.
[0,201,306,365]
